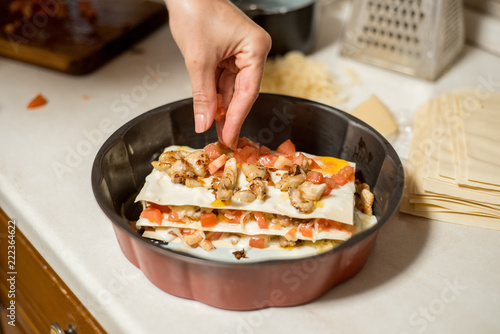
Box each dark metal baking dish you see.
[91,93,404,310]
[234,0,319,56]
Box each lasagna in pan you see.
[135,138,376,260]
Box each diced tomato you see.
[322,177,336,196]
[200,212,218,228]
[140,207,162,225]
[253,212,269,229]
[299,224,314,238]
[224,210,244,225]
[276,139,296,155]
[259,145,271,156]
[237,137,260,149]
[331,166,355,186]
[259,155,278,167]
[205,231,224,241]
[317,219,355,233]
[204,142,222,160]
[27,93,48,109]
[273,155,293,170]
[168,211,182,222]
[148,202,171,213]
[306,171,323,184]
[285,227,297,240]
[249,237,268,249]
[292,153,306,166]
[233,146,259,165]
[308,158,321,170]
[208,154,227,175]
[214,94,226,122]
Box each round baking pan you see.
[235,0,319,55]
[91,93,405,310]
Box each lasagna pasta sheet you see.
[135,146,356,225]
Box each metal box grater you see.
[340,0,465,81]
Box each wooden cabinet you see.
[0,208,107,334]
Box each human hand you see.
[164,0,271,148]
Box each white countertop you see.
[1,1,499,333]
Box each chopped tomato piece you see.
[200,212,218,228]
[208,154,227,175]
[273,155,293,170]
[168,211,182,222]
[148,202,171,213]
[259,145,271,156]
[223,210,244,225]
[237,137,260,149]
[204,143,222,160]
[27,93,47,109]
[259,155,278,167]
[140,207,162,225]
[214,94,226,122]
[299,224,314,238]
[322,177,336,196]
[254,212,269,229]
[308,158,321,170]
[205,231,224,241]
[292,152,306,166]
[234,146,259,165]
[249,237,268,249]
[276,139,296,155]
[306,171,324,184]
[331,166,355,186]
[285,227,297,240]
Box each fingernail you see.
[195,114,206,133]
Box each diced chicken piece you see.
[275,164,307,191]
[355,182,374,216]
[169,159,195,184]
[174,205,201,220]
[279,237,297,247]
[298,181,327,201]
[198,239,215,251]
[217,157,238,200]
[248,178,266,200]
[152,151,182,173]
[184,150,209,177]
[234,189,257,202]
[183,231,203,246]
[185,178,203,188]
[241,163,267,181]
[288,188,315,214]
[276,173,306,191]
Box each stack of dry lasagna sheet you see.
[400,89,500,230]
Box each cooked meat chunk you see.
[248,178,266,200]
[298,181,327,201]
[217,158,238,200]
[185,150,209,177]
[241,163,267,181]
[234,189,257,202]
[288,188,315,214]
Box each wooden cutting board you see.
[0,0,168,75]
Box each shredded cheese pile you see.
[260,51,346,107]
